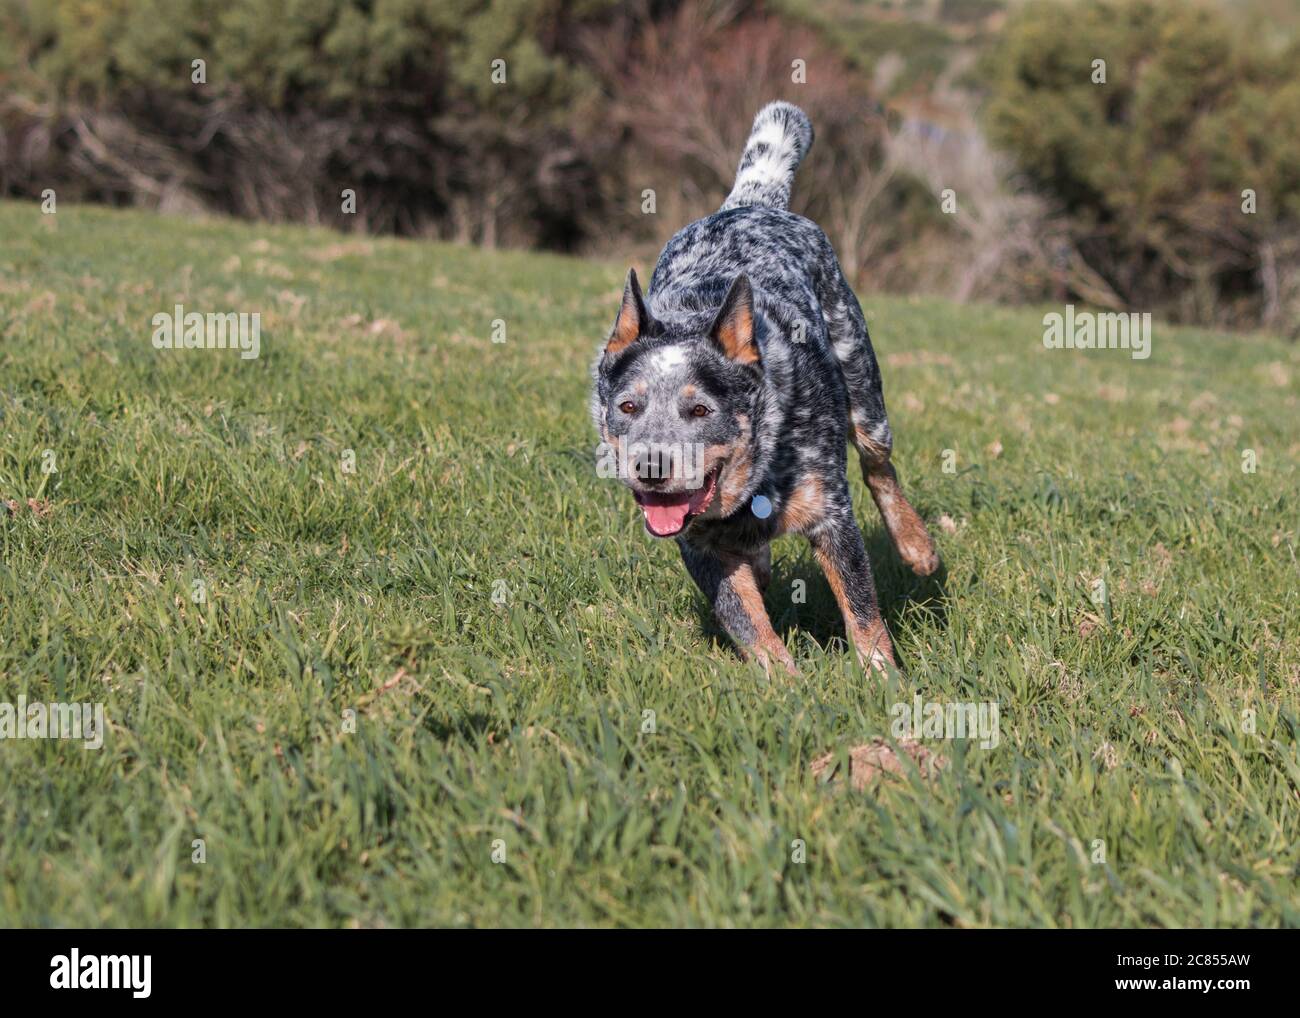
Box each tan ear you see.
[709,275,759,365]
[605,268,651,357]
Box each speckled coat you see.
[592,102,939,674]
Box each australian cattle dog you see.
[591,102,939,674]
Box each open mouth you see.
[633,469,719,537]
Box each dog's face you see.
[594,270,763,537]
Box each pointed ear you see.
[709,275,759,365]
[605,268,652,357]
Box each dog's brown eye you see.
[619,400,637,414]
[691,404,711,418]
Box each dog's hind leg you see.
[680,541,795,675]
[856,432,940,577]
[822,277,940,577]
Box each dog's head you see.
[592,269,763,538]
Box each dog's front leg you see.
[808,509,897,674]
[679,540,796,675]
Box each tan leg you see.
[855,432,940,577]
[679,543,797,675]
[723,556,797,674]
[808,505,897,674]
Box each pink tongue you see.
[642,499,692,536]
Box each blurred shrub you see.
[586,5,920,276]
[0,0,616,245]
[582,4,1042,299]
[0,0,980,289]
[0,0,1292,330]
[984,0,1300,328]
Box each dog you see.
[591,101,939,674]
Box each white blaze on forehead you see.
[651,345,689,373]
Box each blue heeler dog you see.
[592,102,939,674]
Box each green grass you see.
[1,200,1297,928]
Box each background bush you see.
[1,0,1296,329]
[0,0,614,244]
[985,0,1300,329]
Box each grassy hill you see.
[0,201,1297,927]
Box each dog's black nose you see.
[634,448,671,484]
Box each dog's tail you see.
[720,102,814,213]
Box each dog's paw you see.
[900,541,940,577]
[752,643,799,677]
